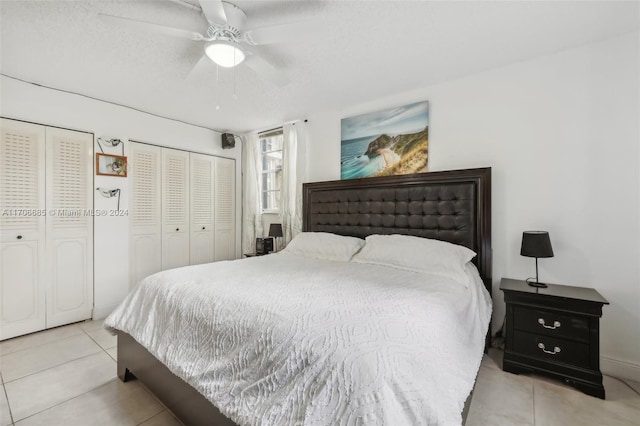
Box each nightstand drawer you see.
[513,307,590,342]
[513,331,590,368]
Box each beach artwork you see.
[340,101,429,180]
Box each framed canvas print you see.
[341,101,428,180]
[96,153,127,177]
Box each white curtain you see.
[242,132,263,253]
[279,122,306,248]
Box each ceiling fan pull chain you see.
[233,50,237,99]
[216,64,220,110]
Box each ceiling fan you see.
[100,0,312,86]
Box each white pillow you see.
[351,234,476,286]
[281,232,365,262]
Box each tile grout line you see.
[164,409,185,426]
[105,347,117,362]
[1,371,15,426]
[1,321,109,424]
[136,407,185,426]
[135,381,186,425]
[0,319,103,356]
[1,331,102,377]
[137,381,170,410]
[0,326,85,357]
[605,374,640,397]
[10,378,119,424]
[135,409,167,426]
[80,321,118,361]
[2,350,104,385]
[77,331,173,426]
[81,326,117,360]
[531,377,536,426]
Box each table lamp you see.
[268,223,283,252]
[521,231,554,288]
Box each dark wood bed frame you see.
[117,167,492,426]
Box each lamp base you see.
[526,278,548,288]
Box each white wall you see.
[305,32,640,380]
[0,76,243,320]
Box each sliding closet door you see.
[214,157,236,261]
[162,148,190,269]
[0,119,47,340]
[45,127,94,327]
[189,153,215,265]
[130,142,162,289]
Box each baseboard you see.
[601,356,640,382]
[92,303,119,320]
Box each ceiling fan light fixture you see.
[205,41,245,68]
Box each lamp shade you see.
[268,223,283,238]
[520,231,554,258]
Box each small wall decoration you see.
[96,153,127,177]
[341,101,428,180]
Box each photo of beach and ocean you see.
[340,101,429,180]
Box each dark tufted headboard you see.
[302,167,492,291]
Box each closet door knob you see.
[17,235,23,240]
[176,228,180,231]
[202,227,205,230]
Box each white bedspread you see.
[105,253,492,426]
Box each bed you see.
[107,167,492,426]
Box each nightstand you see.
[243,252,270,257]
[500,278,609,399]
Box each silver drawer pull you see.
[538,343,561,355]
[538,318,561,329]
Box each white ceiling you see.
[1,1,638,133]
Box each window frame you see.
[259,128,284,214]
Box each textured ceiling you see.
[1,0,638,133]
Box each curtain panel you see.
[279,122,303,247]
[242,122,306,253]
[241,132,263,253]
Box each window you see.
[260,129,283,212]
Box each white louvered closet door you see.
[130,142,162,289]
[45,127,94,328]
[162,148,190,269]
[214,157,236,261]
[189,153,215,265]
[0,119,47,340]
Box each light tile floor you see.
[467,349,640,426]
[1,322,638,425]
[0,320,182,426]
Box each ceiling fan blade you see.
[99,13,204,40]
[198,0,227,26]
[186,54,217,84]
[243,21,321,45]
[244,53,289,87]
